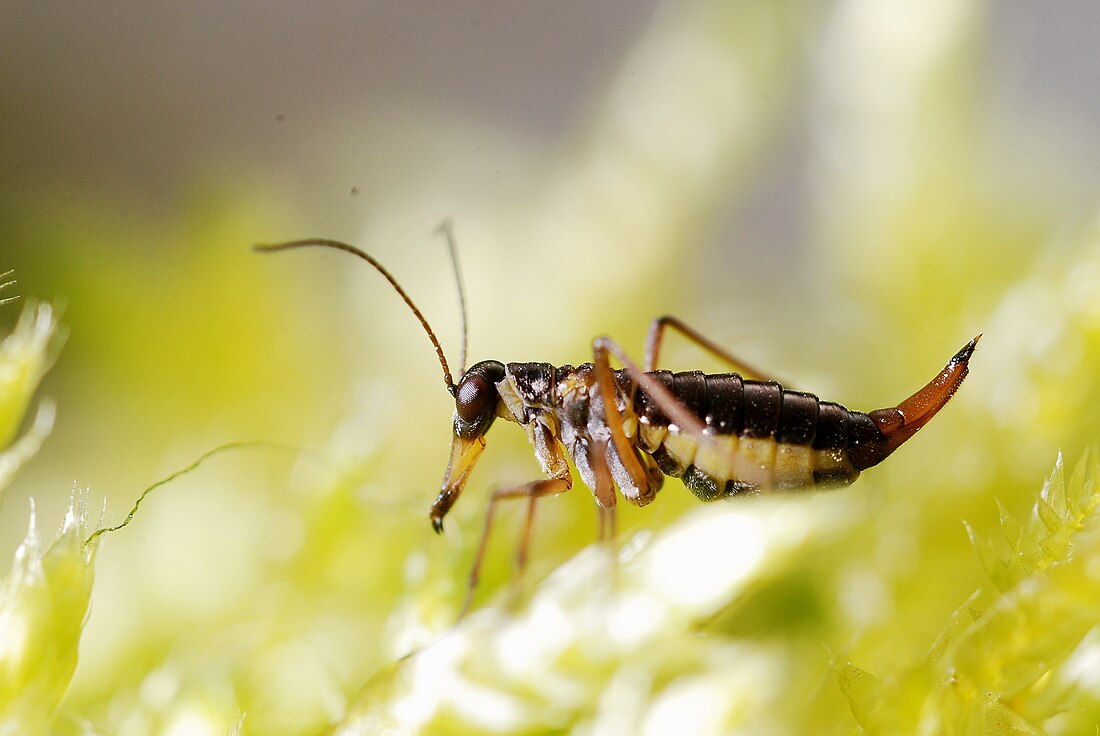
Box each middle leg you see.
[595,335,709,438]
[590,336,686,499]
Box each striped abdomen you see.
[630,370,888,501]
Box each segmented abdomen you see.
[630,370,885,501]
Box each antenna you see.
[254,239,458,396]
[434,219,469,377]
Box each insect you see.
[256,233,978,611]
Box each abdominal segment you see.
[634,371,868,501]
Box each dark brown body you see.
[513,362,883,504]
[633,369,885,499]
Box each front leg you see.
[460,421,572,618]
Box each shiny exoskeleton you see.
[431,335,977,532]
[256,235,978,613]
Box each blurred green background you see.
[3,1,1100,734]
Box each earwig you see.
[256,234,978,613]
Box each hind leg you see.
[645,315,776,381]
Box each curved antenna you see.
[434,219,468,377]
[254,239,458,396]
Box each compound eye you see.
[456,374,493,423]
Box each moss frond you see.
[836,453,1100,735]
[0,301,64,453]
[0,495,97,734]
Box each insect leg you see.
[588,437,622,591]
[590,337,677,499]
[595,336,709,438]
[598,504,617,542]
[589,438,617,541]
[590,334,710,510]
[461,474,571,618]
[645,315,775,380]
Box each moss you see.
[0,496,96,735]
[5,3,1100,734]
